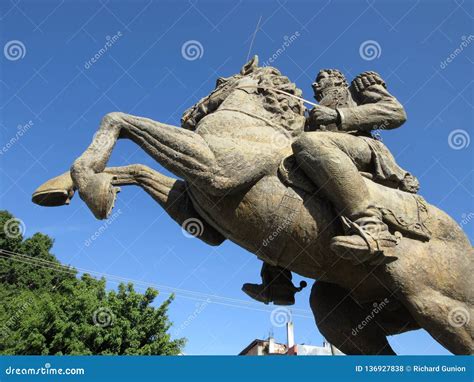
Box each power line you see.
[0,251,313,318]
[0,249,313,318]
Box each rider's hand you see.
[309,105,339,125]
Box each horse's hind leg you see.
[71,112,217,219]
[310,281,396,355]
[403,289,473,354]
[390,242,474,354]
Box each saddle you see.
[278,155,431,242]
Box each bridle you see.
[235,84,318,107]
[189,82,312,136]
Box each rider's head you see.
[312,69,348,101]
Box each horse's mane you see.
[181,56,305,135]
[250,63,306,136]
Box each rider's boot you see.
[242,283,298,305]
[242,264,306,305]
[330,207,399,263]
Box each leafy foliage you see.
[0,210,185,355]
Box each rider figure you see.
[243,69,419,305]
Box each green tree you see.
[0,210,185,355]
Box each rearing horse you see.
[33,57,473,355]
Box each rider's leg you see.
[292,132,397,261]
[293,132,372,217]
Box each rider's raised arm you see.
[337,72,407,133]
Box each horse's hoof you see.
[78,173,120,220]
[32,172,75,207]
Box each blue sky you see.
[0,0,472,355]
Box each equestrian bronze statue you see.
[32,56,473,355]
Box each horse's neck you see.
[219,89,272,120]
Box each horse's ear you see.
[240,55,259,75]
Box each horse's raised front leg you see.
[106,165,225,246]
[71,112,218,219]
[32,164,225,246]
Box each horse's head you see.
[181,56,306,137]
